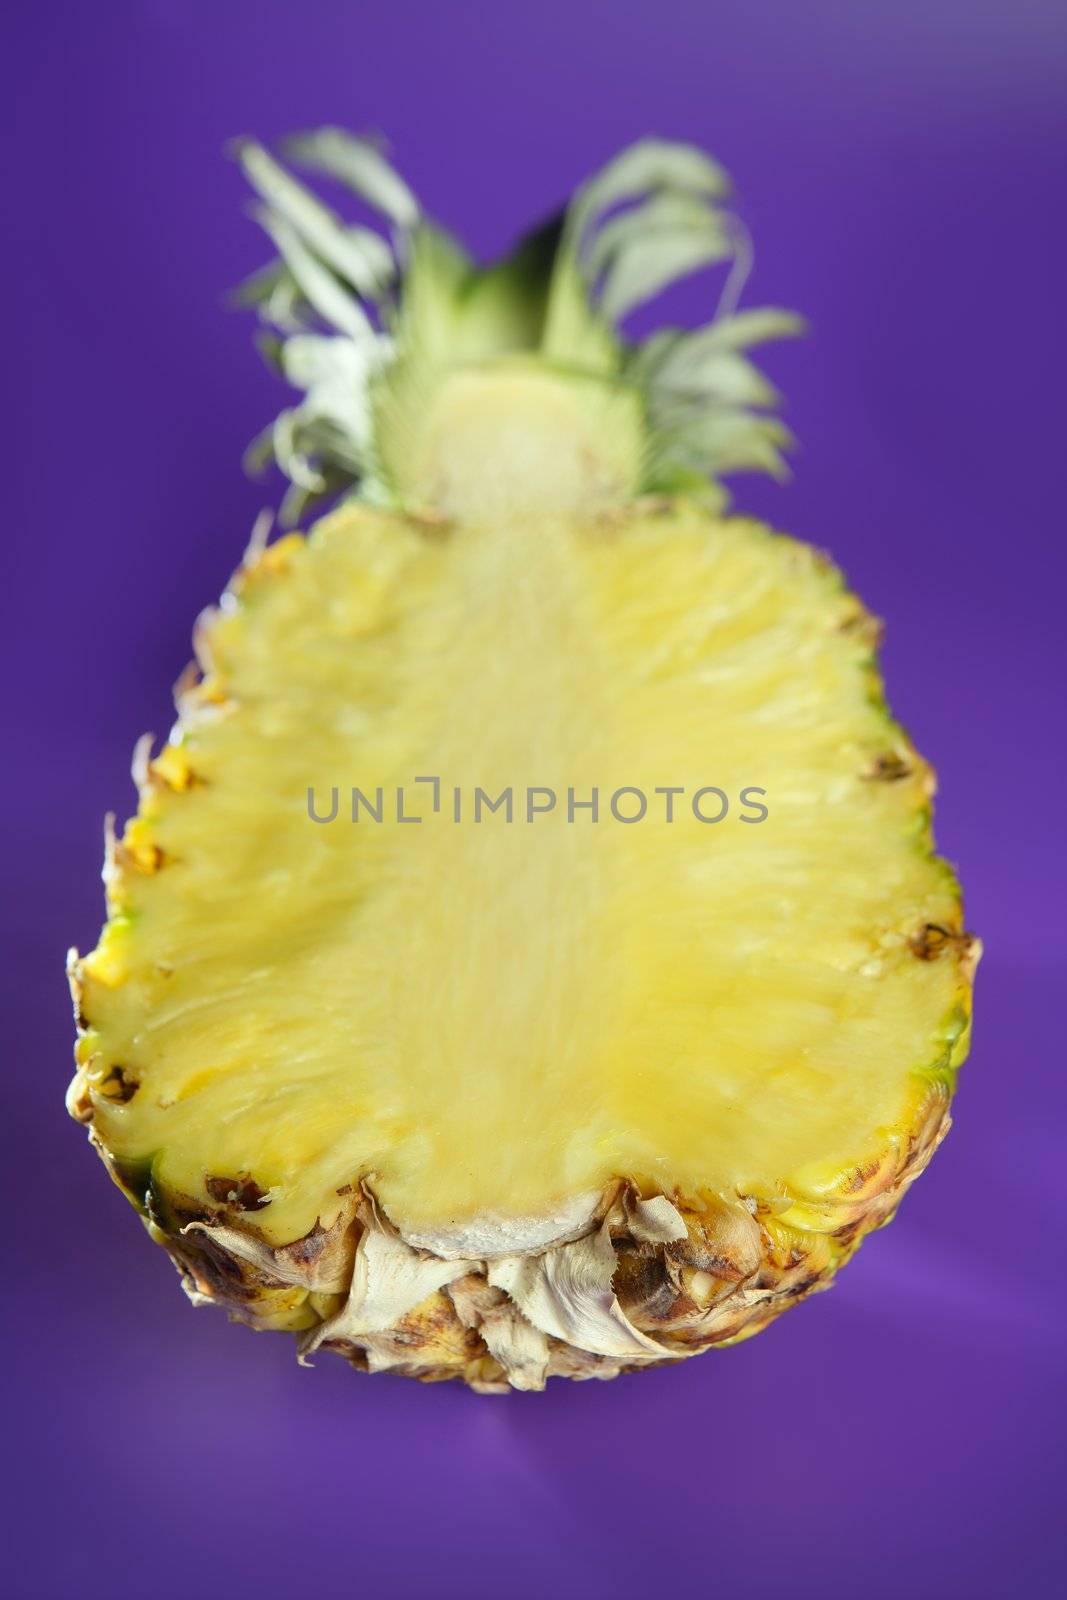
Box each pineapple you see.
[67,132,978,1392]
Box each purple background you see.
[4,3,1065,1596]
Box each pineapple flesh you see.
[68,134,977,1390]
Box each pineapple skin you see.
[67,1077,958,1392]
[67,525,978,1393]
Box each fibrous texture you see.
[68,503,976,1388]
[68,133,977,1389]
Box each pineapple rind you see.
[63,1074,958,1388]
[67,499,978,1389]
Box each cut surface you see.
[75,501,969,1247]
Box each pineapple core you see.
[79,501,965,1245]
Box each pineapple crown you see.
[236,130,803,523]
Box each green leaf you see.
[284,127,420,230]
[238,141,395,299]
[278,336,379,456]
[261,271,314,334]
[231,258,288,307]
[695,307,806,350]
[254,209,374,342]
[670,411,794,477]
[586,191,729,275]
[242,422,277,478]
[541,254,621,369]
[593,195,735,321]
[574,138,730,235]
[601,230,733,321]
[653,345,779,408]
[270,408,325,491]
[278,333,365,388]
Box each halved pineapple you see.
[68,134,977,1390]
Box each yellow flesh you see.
[80,503,963,1243]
